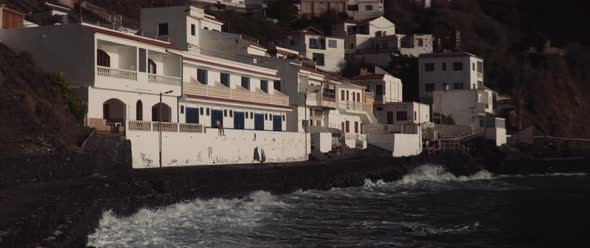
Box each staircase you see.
[427,129,484,156]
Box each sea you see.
[87,164,590,248]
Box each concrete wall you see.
[127,128,310,168]
[485,127,507,147]
[419,55,484,102]
[432,89,493,126]
[87,87,178,122]
[140,7,189,50]
[368,129,423,157]
[312,132,332,153]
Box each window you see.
[357,92,361,102]
[328,39,337,48]
[260,80,268,93]
[472,63,476,71]
[241,77,250,89]
[346,90,350,101]
[186,108,199,124]
[453,82,464,90]
[365,5,374,11]
[158,23,168,36]
[138,49,146,72]
[396,111,408,121]
[204,27,208,30]
[425,63,435,72]
[309,38,326,49]
[206,108,210,116]
[312,53,325,66]
[414,111,417,121]
[197,69,208,84]
[97,49,110,67]
[148,59,157,74]
[265,113,268,120]
[352,93,356,102]
[376,107,383,111]
[425,83,435,92]
[453,62,463,71]
[477,61,484,73]
[136,100,143,121]
[282,115,286,121]
[376,84,383,95]
[387,112,394,124]
[250,112,253,119]
[289,39,295,46]
[191,24,196,36]
[200,107,204,115]
[442,63,447,71]
[417,38,424,47]
[229,110,233,117]
[347,5,359,11]
[220,73,230,87]
[442,83,449,90]
[341,90,345,100]
[274,80,281,91]
[345,121,350,132]
[354,121,359,133]
[224,109,227,117]
[180,105,185,114]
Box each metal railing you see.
[128,120,152,131]
[183,82,289,107]
[152,122,179,132]
[127,121,205,133]
[179,123,205,133]
[148,74,181,85]
[97,66,137,80]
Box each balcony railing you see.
[148,74,181,85]
[338,101,371,112]
[127,121,205,133]
[184,82,289,107]
[97,66,137,81]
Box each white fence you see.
[97,66,137,80]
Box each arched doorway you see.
[136,100,143,121]
[148,59,157,74]
[103,98,126,122]
[152,103,171,122]
[97,49,110,67]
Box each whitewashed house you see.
[418,52,485,104]
[299,0,383,20]
[334,16,433,66]
[274,27,345,72]
[421,52,507,146]
[344,0,384,20]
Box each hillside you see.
[0,44,87,158]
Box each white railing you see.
[148,74,181,85]
[179,123,205,133]
[338,101,371,112]
[128,120,152,131]
[97,66,137,80]
[345,133,367,141]
[183,82,290,107]
[152,122,179,132]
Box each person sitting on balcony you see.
[216,120,225,136]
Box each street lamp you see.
[304,89,320,157]
[159,90,174,168]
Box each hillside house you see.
[275,27,345,72]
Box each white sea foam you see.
[363,165,494,189]
[87,191,283,248]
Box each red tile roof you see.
[351,74,386,80]
[287,27,324,37]
[344,16,381,25]
[83,24,179,50]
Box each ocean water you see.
[87,165,590,248]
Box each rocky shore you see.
[0,135,588,248]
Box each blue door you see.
[254,114,265,130]
[186,108,199,124]
[273,115,282,131]
[211,109,223,128]
[234,112,245,129]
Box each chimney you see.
[360,67,369,75]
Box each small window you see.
[376,84,384,95]
[414,111,417,121]
[274,80,281,91]
[250,112,253,119]
[221,73,230,87]
[158,23,168,36]
[425,83,435,92]
[260,80,268,93]
[180,105,185,114]
[197,69,208,84]
[442,63,447,71]
[312,53,325,66]
[376,107,383,111]
[453,62,463,71]
[200,107,204,115]
[425,63,435,72]
[204,27,209,30]
[453,82,464,90]
[365,5,374,11]
[347,5,359,11]
[282,115,286,121]
[477,61,484,73]
[341,90,345,101]
[472,63,476,71]
[241,77,250,89]
[191,24,196,36]
[224,109,227,117]
[396,111,408,121]
[230,110,233,117]
[289,39,295,46]
[97,49,110,67]
[206,108,210,116]
[265,114,268,120]
[328,39,337,48]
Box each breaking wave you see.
[87,191,283,248]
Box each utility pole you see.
[159,90,174,168]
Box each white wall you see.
[312,132,332,153]
[87,87,178,122]
[140,7,189,50]
[303,34,345,72]
[127,128,310,168]
[419,54,482,102]
[367,132,422,157]
[485,127,507,147]
[432,89,493,126]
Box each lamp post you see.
[304,89,320,157]
[159,90,174,168]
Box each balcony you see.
[338,101,372,112]
[148,74,181,85]
[183,82,289,107]
[307,93,337,109]
[127,120,205,133]
[97,66,137,81]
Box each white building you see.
[432,88,494,126]
[418,52,484,104]
[275,27,345,72]
[299,0,383,20]
[190,0,268,15]
[334,16,433,66]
